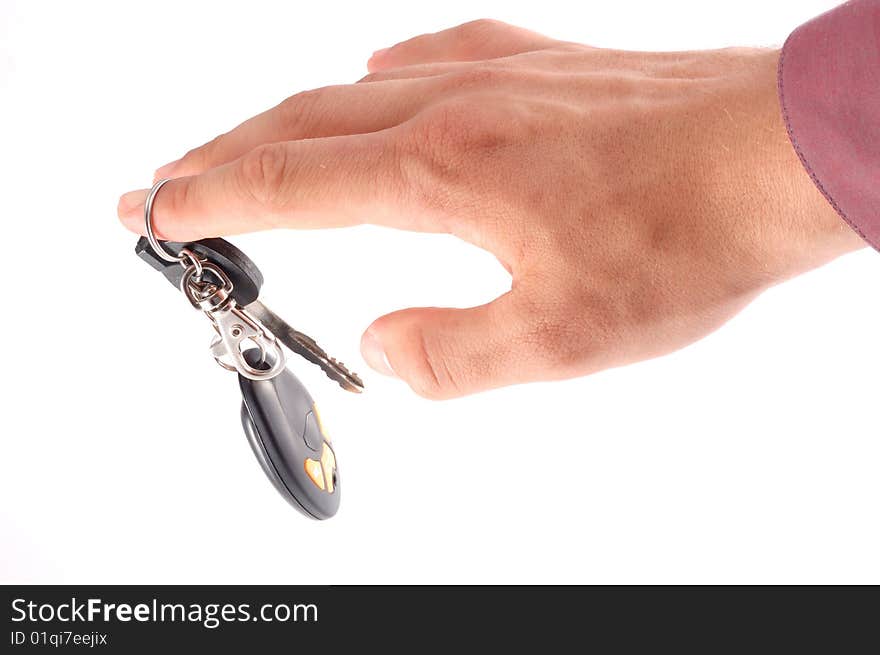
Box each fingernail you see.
[154,158,181,181]
[117,189,149,217]
[371,47,390,60]
[360,329,395,377]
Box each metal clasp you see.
[181,262,285,381]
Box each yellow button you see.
[304,457,325,491]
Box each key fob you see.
[238,350,340,520]
[135,236,263,306]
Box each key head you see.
[239,350,341,519]
[135,237,263,306]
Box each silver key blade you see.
[245,300,364,393]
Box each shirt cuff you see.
[778,0,880,250]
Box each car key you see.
[135,178,360,518]
[245,301,364,393]
[135,237,363,391]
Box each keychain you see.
[136,178,362,519]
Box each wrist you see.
[749,48,865,284]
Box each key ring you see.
[145,177,204,278]
[144,178,186,264]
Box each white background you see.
[2,0,877,584]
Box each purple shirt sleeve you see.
[778,0,880,249]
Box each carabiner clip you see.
[209,303,286,381]
[181,261,286,380]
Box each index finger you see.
[117,130,429,241]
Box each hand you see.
[118,19,864,399]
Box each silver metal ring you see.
[180,261,233,310]
[144,177,182,264]
[178,247,203,279]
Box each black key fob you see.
[239,351,340,520]
[135,236,263,306]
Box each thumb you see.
[360,294,531,399]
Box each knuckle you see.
[405,101,474,157]
[166,178,192,216]
[389,316,461,400]
[457,18,506,40]
[407,331,460,400]
[152,179,194,240]
[404,98,511,168]
[277,88,324,132]
[237,143,290,207]
[181,135,223,170]
[393,106,468,220]
[394,98,511,218]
